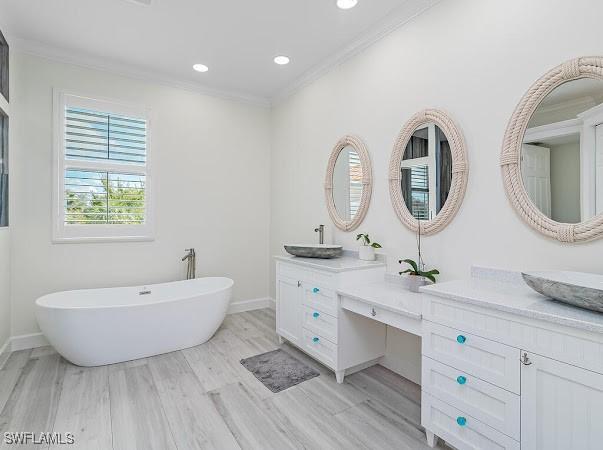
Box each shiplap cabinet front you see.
[276,275,302,345]
[521,352,603,450]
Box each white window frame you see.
[52,89,154,243]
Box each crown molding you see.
[270,0,442,106]
[9,37,271,108]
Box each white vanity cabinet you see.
[275,256,386,382]
[421,282,603,450]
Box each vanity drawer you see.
[302,328,336,368]
[302,285,337,316]
[277,263,310,282]
[422,357,520,440]
[422,321,520,394]
[422,392,520,450]
[339,295,421,336]
[302,306,337,343]
[309,269,335,289]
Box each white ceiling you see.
[0,0,437,104]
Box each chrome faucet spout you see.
[314,225,325,245]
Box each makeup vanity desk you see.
[276,256,603,450]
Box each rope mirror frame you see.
[324,135,373,232]
[389,109,468,235]
[501,56,603,243]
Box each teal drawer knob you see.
[456,416,467,426]
[457,375,467,385]
[312,287,320,293]
[312,312,320,318]
[312,337,320,343]
[457,335,466,344]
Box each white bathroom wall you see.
[270,0,603,383]
[10,51,271,336]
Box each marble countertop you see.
[422,268,603,334]
[274,254,385,273]
[337,279,422,320]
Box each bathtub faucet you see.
[182,248,196,280]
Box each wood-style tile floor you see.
[0,309,447,450]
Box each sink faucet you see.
[182,248,196,280]
[314,225,325,245]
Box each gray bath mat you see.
[240,349,320,393]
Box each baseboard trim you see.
[0,338,9,355]
[344,358,382,377]
[227,297,273,315]
[268,298,276,310]
[10,333,49,352]
[0,338,11,369]
[379,357,421,386]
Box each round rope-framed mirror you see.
[324,135,373,232]
[389,109,468,235]
[501,57,603,243]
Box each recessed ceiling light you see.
[192,63,209,73]
[337,0,358,10]
[274,56,290,65]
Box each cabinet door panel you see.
[276,276,301,345]
[521,352,603,450]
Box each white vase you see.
[358,246,375,261]
[406,275,427,293]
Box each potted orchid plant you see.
[399,221,439,292]
[399,259,439,292]
[356,233,382,261]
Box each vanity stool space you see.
[275,255,387,382]
[420,274,603,450]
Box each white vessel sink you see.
[522,271,603,313]
[284,244,343,259]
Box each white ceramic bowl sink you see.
[522,271,603,313]
[284,244,343,259]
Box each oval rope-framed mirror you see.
[501,56,603,243]
[324,135,373,232]
[389,109,468,235]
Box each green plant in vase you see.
[356,233,382,261]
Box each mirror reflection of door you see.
[523,78,603,223]
[333,147,363,221]
[400,123,452,220]
[521,144,552,218]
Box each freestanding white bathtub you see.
[35,277,233,366]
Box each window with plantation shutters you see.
[409,165,429,220]
[348,151,363,218]
[53,91,152,242]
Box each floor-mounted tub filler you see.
[35,277,234,366]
